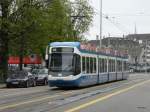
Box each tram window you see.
[109,59,111,72]
[113,60,115,72]
[114,60,116,72]
[90,57,93,73]
[93,58,96,73]
[74,54,81,75]
[103,59,105,72]
[100,59,103,73]
[118,61,120,72]
[124,61,128,71]
[115,60,116,72]
[111,60,113,72]
[103,59,106,73]
[104,59,106,72]
[86,57,90,73]
[126,62,128,71]
[50,53,81,76]
[127,62,129,71]
[119,61,121,72]
[99,58,101,73]
[98,58,100,73]
[108,60,110,72]
[102,59,104,73]
[117,60,119,72]
[82,57,86,73]
[98,58,102,73]
[119,61,122,72]
[123,61,125,71]
[112,60,114,72]
[101,58,103,73]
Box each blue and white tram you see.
[47,42,129,87]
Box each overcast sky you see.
[85,0,150,40]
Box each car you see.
[6,70,36,88]
[34,68,48,85]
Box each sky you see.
[85,0,150,40]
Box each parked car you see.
[34,68,48,85]
[6,70,36,88]
[31,69,39,75]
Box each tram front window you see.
[49,53,81,76]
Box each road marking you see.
[65,79,150,112]
[62,91,81,95]
[0,95,59,110]
[62,91,74,95]
[0,77,147,111]
[0,90,48,98]
[0,89,77,111]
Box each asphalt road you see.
[0,73,150,112]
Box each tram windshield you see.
[49,53,81,76]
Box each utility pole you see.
[145,40,147,74]
[99,0,102,48]
[134,23,137,34]
[108,33,110,47]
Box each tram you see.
[46,42,129,87]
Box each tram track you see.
[48,77,148,110]
[0,73,148,112]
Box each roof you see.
[8,56,42,64]
[126,34,150,40]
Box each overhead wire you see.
[93,8,131,34]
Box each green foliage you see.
[0,0,94,58]
[6,0,49,56]
[0,0,93,79]
[1,0,94,57]
[69,0,94,38]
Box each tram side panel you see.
[80,56,98,87]
[108,58,117,82]
[116,59,123,80]
[122,61,129,80]
[98,56,109,84]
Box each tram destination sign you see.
[52,47,74,53]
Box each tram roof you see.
[50,42,80,48]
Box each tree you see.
[69,0,94,39]
[0,0,49,74]
[0,0,94,80]
[0,0,10,80]
[8,0,48,70]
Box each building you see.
[126,34,150,41]
[126,34,150,64]
[89,36,141,64]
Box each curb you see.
[0,84,5,89]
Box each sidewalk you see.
[0,84,5,89]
